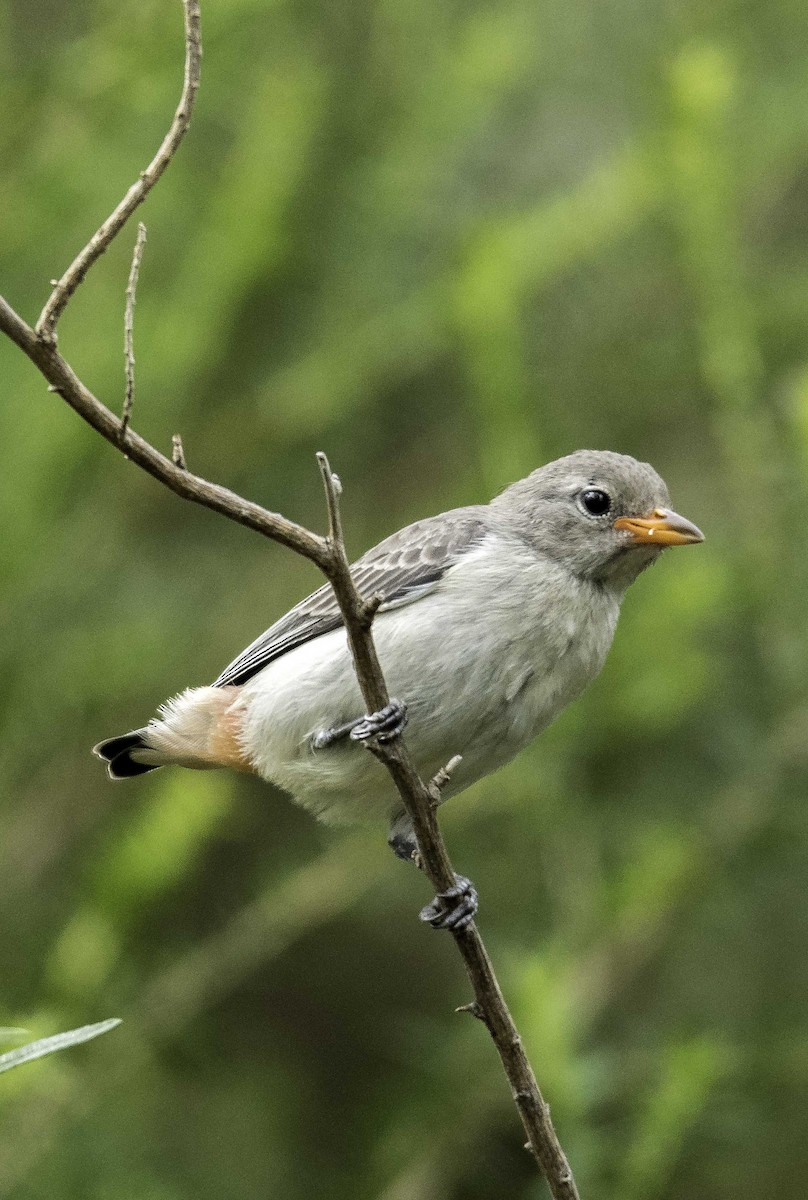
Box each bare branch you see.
[0,2,581,1194]
[35,0,201,344]
[122,222,147,442]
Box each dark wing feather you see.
[213,507,488,687]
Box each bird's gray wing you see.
[212,507,488,688]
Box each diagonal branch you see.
[35,0,201,344]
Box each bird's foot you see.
[350,699,408,745]
[311,699,408,752]
[420,875,478,932]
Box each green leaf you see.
[0,1019,121,1075]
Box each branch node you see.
[359,592,384,627]
[455,1001,485,1021]
[172,434,187,469]
[428,754,463,805]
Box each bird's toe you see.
[350,698,408,745]
[420,874,478,931]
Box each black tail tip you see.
[93,731,159,780]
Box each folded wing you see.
[213,507,488,687]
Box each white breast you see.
[237,533,622,823]
[424,537,620,786]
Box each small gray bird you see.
[95,450,703,929]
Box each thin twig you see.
[35,0,201,344]
[122,222,147,442]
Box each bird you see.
[94,450,704,930]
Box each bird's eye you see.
[580,488,611,516]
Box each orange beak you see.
[613,507,704,547]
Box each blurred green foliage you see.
[2,0,808,1196]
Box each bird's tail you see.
[93,730,161,779]
[93,686,251,781]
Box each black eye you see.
[581,488,611,516]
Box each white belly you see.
[236,540,620,825]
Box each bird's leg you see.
[349,698,408,745]
[387,811,479,932]
[310,716,365,750]
[311,699,408,752]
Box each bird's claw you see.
[350,699,408,745]
[420,875,478,932]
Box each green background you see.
[2,0,808,1196]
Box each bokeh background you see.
[2,0,808,1196]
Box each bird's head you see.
[491,449,704,590]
